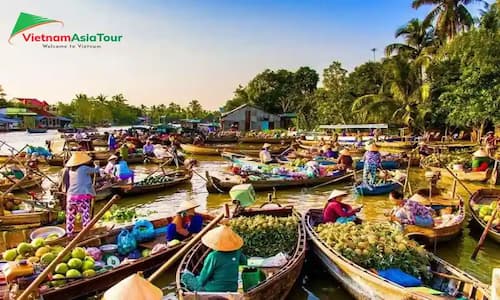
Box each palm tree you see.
[385,18,438,58]
[352,55,430,132]
[412,0,485,40]
[96,94,107,103]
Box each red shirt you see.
[323,201,356,223]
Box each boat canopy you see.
[319,124,388,129]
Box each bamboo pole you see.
[147,205,229,282]
[471,201,499,260]
[403,151,413,197]
[17,195,120,300]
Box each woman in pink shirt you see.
[323,190,361,223]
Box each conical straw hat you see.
[327,189,348,200]
[177,200,200,213]
[365,143,379,151]
[102,273,162,300]
[65,151,92,167]
[339,149,350,156]
[262,143,272,149]
[201,225,243,251]
[473,149,488,157]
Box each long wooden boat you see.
[355,181,401,196]
[206,170,354,193]
[403,190,465,244]
[27,128,48,133]
[176,206,306,300]
[238,136,295,144]
[0,210,58,228]
[468,189,500,243]
[181,144,289,156]
[376,141,416,149]
[355,160,400,170]
[111,169,192,196]
[304,209,491,300]
[420,161,492,183]
[37,217,192,300]
[0,176,43,192]
[47,152,146,167]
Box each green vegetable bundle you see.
[315,222,431,281]
[135,175,172,186]
[229,215,298,257]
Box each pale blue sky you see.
[0,0,488,110]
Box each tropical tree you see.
[352,55,431,132]
[412,0,485,40]
[385,18,438,58]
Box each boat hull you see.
[27,128,48,133]
[206,171,354,193]
[355,182,400,196]
[468,189,500,243]
[177,208,306,300]
[181,144,289,156]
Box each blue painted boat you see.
[355,182,400,195]
[354,160,400,170]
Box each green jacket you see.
[197,249,247,292]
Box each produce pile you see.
[421,153,471,169]
[315,222,431,281]
[2,193,22,211]
[134,175,172,186]
[472,202,500,229]
[102,206,137,223]
[229,215,298,257]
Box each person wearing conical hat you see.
[259,143,273,164]
[471,148,491,172]
[362,142,382,185]
[166,200,213,242]
[103,155,118,176]
[64,152,100,236]
[322,189,360,224]
[181,225,247,292]
[336,148,353,170]
[389,190,434,227]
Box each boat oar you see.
[147,208,228,282]
[17,195,120,300]
[471,200,499,260]
[435,157,473,196]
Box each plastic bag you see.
[132,219,155,242]
[116,229,137,255]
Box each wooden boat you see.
[47,152,146,167]
[402,189,465,243]
[355,160,400,170]
[420,161,492,183]
[376,141,416,149]
[0,176,43,192]
[468,189,500,243]
[206,170,355,193]
[111,169,192,196]
[27,128,48,133]
[181,144,289,156]
[176,206,306,300]
[238,136,295,144]
[355,181,400,196]
[297,142,365,157]
[37,217,192,300]
[304,209,491,300]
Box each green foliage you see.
[0,85,7,107]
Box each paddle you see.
[147,206,229,282]
[17,194,120,300]
[471,200,499,260]
[435,157,473,196]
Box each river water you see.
[1,129,498,299]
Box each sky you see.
[0,0,488,110]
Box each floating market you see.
[1,1,500,299]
